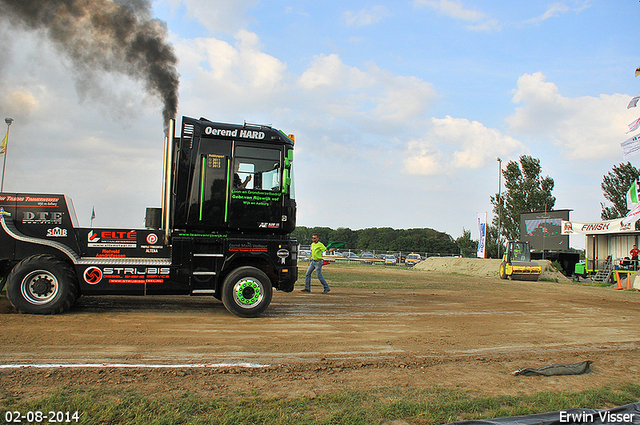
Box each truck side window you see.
[233,147,281,192]
[234,162,255,189]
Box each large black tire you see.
[6,255,79,314]
[221,266,272,318]
[499,262,508,279]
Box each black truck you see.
[0,116,298,317]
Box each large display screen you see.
[519,210,570,251]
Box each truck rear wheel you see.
[6,255,79,314]
[221,266,272,318]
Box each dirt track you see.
[2,265,640,401]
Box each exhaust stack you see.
[162,119,175,244]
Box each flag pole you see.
[1,118,14,193]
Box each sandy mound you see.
[414,257,570,281]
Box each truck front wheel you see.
[6,255,79,314]
[221,266,272,318]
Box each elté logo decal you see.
[87,230,137,248]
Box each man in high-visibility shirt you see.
[302,234,334,293]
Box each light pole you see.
[542,195,552,260]
[496,157,502,258]
[1,118,13,192]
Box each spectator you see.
[630,244,640,270]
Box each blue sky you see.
[0,0,638,249]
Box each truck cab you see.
[171,117,296,235]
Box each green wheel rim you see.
[233,278,264,308]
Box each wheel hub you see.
[21,270,60,304]
[235,279,262,306]
[31,276,54,297]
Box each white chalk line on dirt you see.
[0,362,270,370]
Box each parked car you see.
[343,252,358,258]
[405,253,422,267]
[383,254,397,266]
[299,250,312,261]
[323,251,343,262]
[360,252,375,264]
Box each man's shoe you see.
[300,289,311,293]
[322,289,330,294]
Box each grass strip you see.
[2,383,640,425]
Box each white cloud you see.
[372,73,438,124]
[174,30,288,116]
[342,5,391,27]
[298,53,371,91]
[467,18,501,32]
[402,116,525,175]
[413,0,500,31]
[414,0,484,21]
[403,140,446,176]
[297,54,437,128]
[535,3,570,21]
[160,0,258,33]
[284,7,310,18]
[524,1,593,24]
[506,72,636,161]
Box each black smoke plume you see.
[0,0,180,131]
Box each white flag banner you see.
[562,219,634,235]
[621,133,640,161]
[628,91,640,109]
[627,118,640,133]
[477,212,487,259]
[623,203,640,226]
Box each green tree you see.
[291,226,458,254]
[490,155,555,241]
[485,224,505,259]
[329,227,357,248]
[600,162,640,220]
[292,227,332,246]
[456,228,478,258]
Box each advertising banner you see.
[477,212,487,258]
[622,203,640,226]
[561,219,634,235]
[621,133,640,161]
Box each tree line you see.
[292,226,459,254]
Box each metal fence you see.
[298,246,460,265]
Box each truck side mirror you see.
[282,149,293,194]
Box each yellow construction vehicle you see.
[499,241,542,281]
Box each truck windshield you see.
[233,146,281,192]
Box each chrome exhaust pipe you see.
[162,119,175,245]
